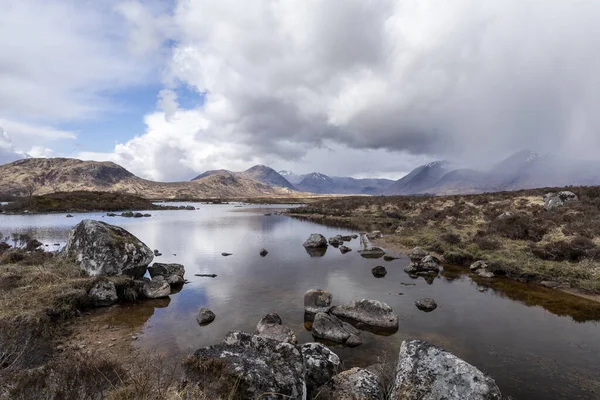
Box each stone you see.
[470,260,494,278]
[470,260,488,271]
[304,289,333,314]
[66,214,73,218]
[358,246,386,258]
[351,234,359,239]
[300,343,341,395]
[260,248,268,257]
[497,211,514,219]
[303,233,328,248]
[415,298,437,312]
[255,313,297,344]
[405,255,440,276]
[141,279,171,299]
[478,270,495,278]
[121,211,134,217]
[409,247,428,262]
[196,308,216,325]
[62,220,154,279]
[330,299,399,332]
[133,212,144,218]
[339,245,352,254]
[391,340,503,399]
[544,191,578,210]
[366,230,383,239]
[328,236,342,246]
[153,249,162,256]
[383,255,399,261]
[167,274,185,286]
[221,252,233,256]
[88,280,118,307]
[148,263,185,279]
[340,235,352,241]
[317,367,382,400]
[311,312,362,347]
[185,331,305,400]
[143,214,151,217]
[372,266,387,278]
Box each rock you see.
[121,211,134,217]
[303,233,328,248]
[221,252,233,256]
[409,247,428,262]
[395,225,405,234]
[383,255,399,261]
[470,260,488,271]
[330,299,399,332]
[196,308,216,325]
[62,220,154,279]
[339,245,352,254]
[392,340,503,399]
[478,270,495,278]
[153,249,162,256]
[148,263,185,279]
[167,274,185,286]
[328,236,343,246]
[351,234,359,239]
[143,213,151,217]
[405,255,441,276]
[358,246,386,258]
[340,235,352,241]
[255,313,297,344]
[88,280,118,307]
[372,266,387,278]
[259,248,268,257]
[544,191,578,210]
[133,212,144,218]
[185,331,305,399]
[300,343,341,394]
[415,298,437,312]
[311,312,362,347]
[184,205,195,210]
[141,279,171,299]
[304,289,333,314]
[317,367,382,400]
[497,211,513,219]
[195,273,217,278]
[106,213,117,217]
[366,230,383,239]
[66,214,73,218]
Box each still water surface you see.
[2,203,600,400]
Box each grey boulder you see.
[185,331,305,400]
[256,313,297,344]
[339,245,352,254]
[409,247,428,262]
[141,279,171,299]
[62,219,153,279]
[148,263,185,287]
[300,343,341,394]
[470,260,494,278]
[405,255,440,276]
[358,246,386,258]
[544,191,578,210]
[330,299,399,332]
[197,308,216,325]
[304,289,333,314]
[372,265,387,278]
[392,340,502,399]
[303,233,328,248]
[317,367,382,400]
[311,312,362,347]
[415,298,437,312]
[88,280,118,307]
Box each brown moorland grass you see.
[288,186,600,293]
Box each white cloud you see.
[0,128,24,164]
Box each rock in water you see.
[196,308,216,325]
[405,255,441,276]
[339,245,352,254]
[148,263,184,279]
[470,260,495,278]
[221,252,233,256]
[415,298,437,312]
[311,312,362,347]
[366,230,383,239]
[255,313,297,344]
[260,248,269,257]
[409,247,428,262]
[470,260,488,271]
[141,279,171,299]
[185,331,305,399]
[358,246,386,258]
[62,219,154,279]
[303,233,328,248]
[88,280,118,307]
[372,266,387,278]
[304,289,333,314]
[300,343,340,395]
[392,340,503,399]
[317,367,382,400]
[330,299,399,332]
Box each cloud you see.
[0,128,24,164]
[84,0,600,180]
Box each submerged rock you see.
[330,299,399,332]
[121,211,134,217]
[303,233,328,248]
[317,367,382,400]
[256,313,297,344]
[62,219,154,279]
[196,308,216,325]
[415,298,437,312]
[300,342,340,394]
[88,280,118,307]
[340,235,352,242]
[383,255,399,261]
[392,340,503,399]
[372,266,387,278]
[259,248,269,257]
[153,249,162,257]
[311,312,362,347]
[544,191,578,210]
[304,289,333,314]
[339,245,352,254]
[185,331,305,400]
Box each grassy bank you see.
[288,186,600,294]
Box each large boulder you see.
[141,279,171,299]
[185,331,306,399]
[405,255,441,276]
[303,234,328,248]
[391,340,503,400]
[544,191,578,210]
[311,312,362,347]
[148,263,185,287]
[256,313,297,344]
[300,343,341,394]
[62,220,153,279]
[330,299,399,332]
[317,367,382,400]
[88,280,118,307]
[408,247,428,262]
[304,289,333,314]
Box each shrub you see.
[473,236,503,251]
[440,232,462,245]
[488,213,550,242]
[531,236,599,262]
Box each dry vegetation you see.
[290,186,600,293]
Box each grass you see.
[288,186,600,293]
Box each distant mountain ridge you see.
[193,165,296,191]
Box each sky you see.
[1,0,599,182]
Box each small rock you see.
[372,266,387,278]
[133,212,144,218]
[351,234,359,239]
[153,249,162,257]
[131,336,138,341]
[66,214,73,218]
[196,308,216,325]
[383,255,399,261]
[259,248,268,257]
[143,214,151,217]
[195,274,217,278]
[121,211,134,217]
[415,298,437,312]
[478,270,495,278]
[544,191,578,210]
[358,246,386,258]
[88,280,118,307]
[339,245,352,254]
[409,247,428,262]
[141,279,171,299]
[330,299,399,332]
[304,289,333,314]
[311,312,362,347]
[318,367,382,400]
[328,236,342,246]
[366,230,383,239]
[340,235,352,241]
[470,260,488,271]
[303,233,328,248]
[256,313,297,344]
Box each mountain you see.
[296,173,335,194]
[280,170,394,194]
[0,158,281,199]
[278,170,305,185]
[192,169,235,180]
[239,165,296,190]
[385,161,450,195]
